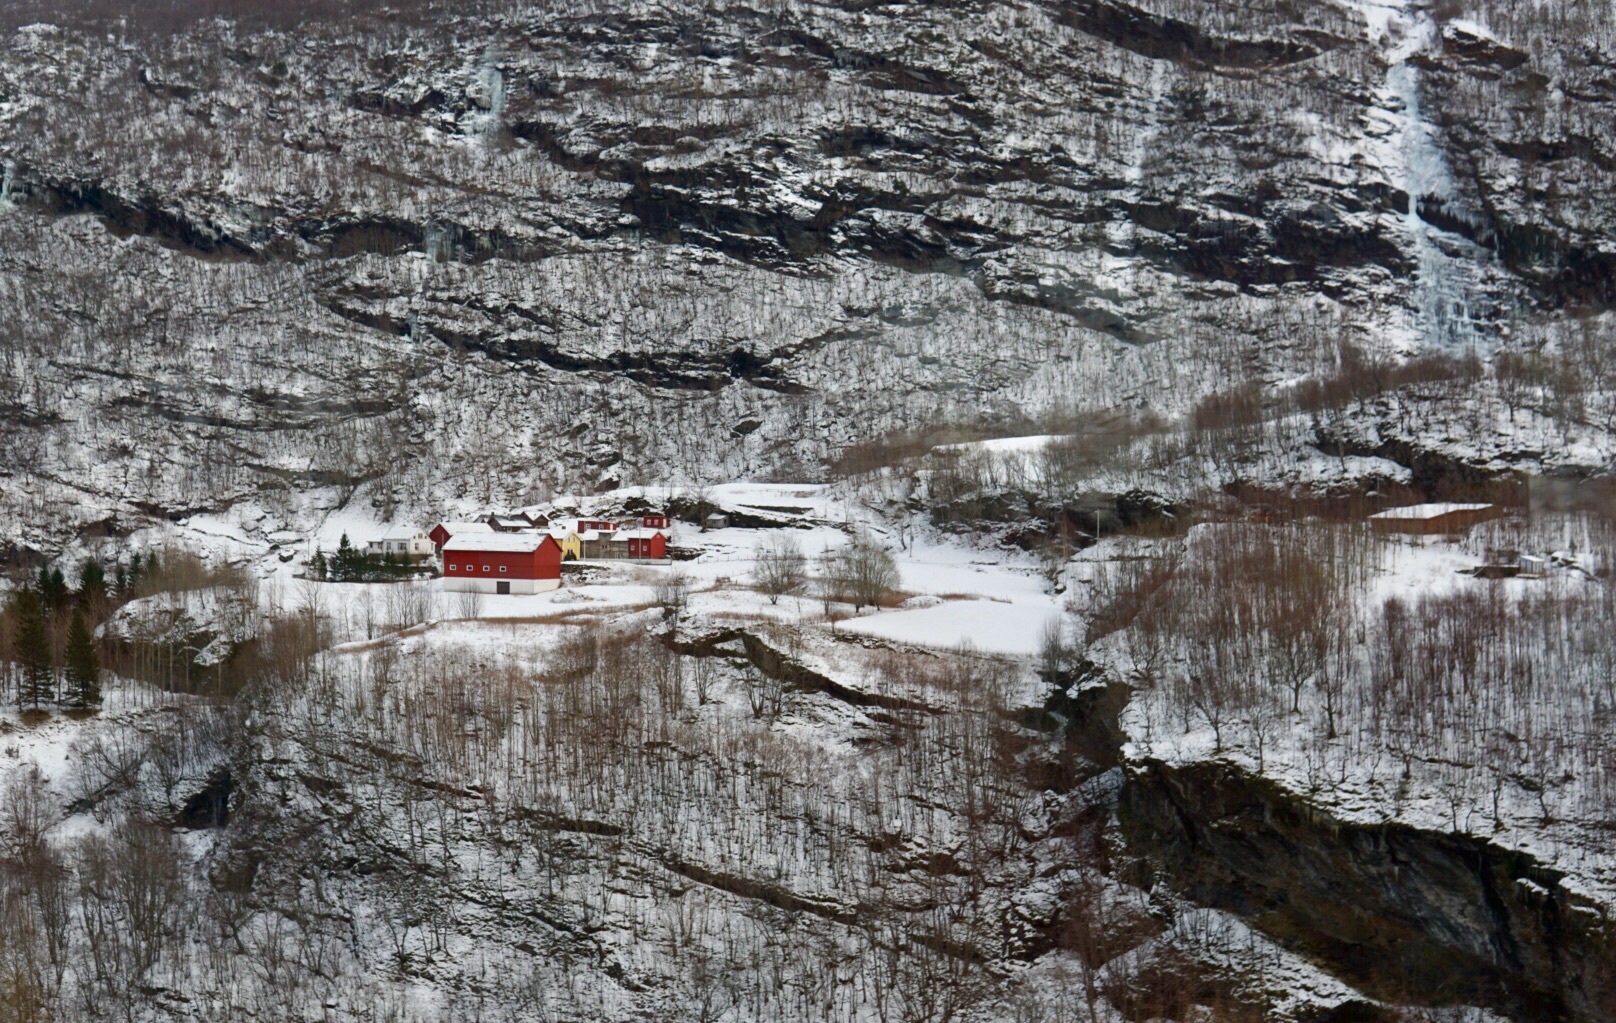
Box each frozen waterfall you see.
[1368,1,1490,351]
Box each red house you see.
[608,528,668,559]
[640,512,671,530]
[575,518,617,533]
[442,533,562,595]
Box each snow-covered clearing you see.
[838,599,1059,656]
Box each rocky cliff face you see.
[1119,758,1616,1022]
[0,0,1612,545]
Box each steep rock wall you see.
[0,0,1610,544]
[1119,758,1616,1022]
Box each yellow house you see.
[551,530,582,560]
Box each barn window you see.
[447,564,457,572]
[483,564,491,572]
[499,566,508,573]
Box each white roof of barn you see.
[442,533,555,554]
[438,521,494,534]
[1370,502,1494,521]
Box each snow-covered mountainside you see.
[0,0,1613,546]
[2,2,1615,1022]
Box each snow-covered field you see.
[838,599,1059,656]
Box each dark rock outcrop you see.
[1120,759,1616,1023]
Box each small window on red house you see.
[447,563,457,572]
[483,564,491,572]
[499,565,508,573]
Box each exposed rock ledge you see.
[1119,759,1615,1022]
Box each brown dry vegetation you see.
[1088,512,1616,821]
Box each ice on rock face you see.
[1390,63,1476,350]
[1377,3,1489,352]
[470,54,506,146]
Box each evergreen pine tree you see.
[310,547,328,581]
[12,590,53,710]
[335,533,354,582]
[35,565,52,611]
[79,559,107,607]
[129,551,143,584]
[64,611,100,710]
[114,561,129,596]
[44,567,68,612]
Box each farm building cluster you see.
[430,511,672,560]
[352,510,678,595]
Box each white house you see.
[367,528,434,559]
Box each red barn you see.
[640,512,671,530]
[442,533,562,594]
